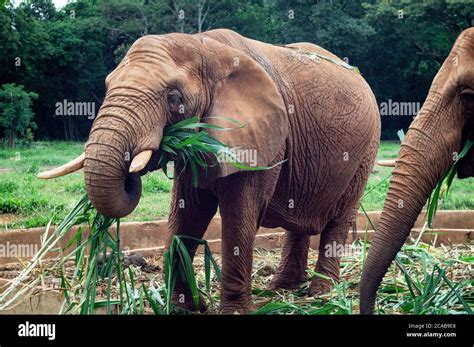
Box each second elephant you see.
[360,28,474,314]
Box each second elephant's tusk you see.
[37,153,85,179]
[376,159,396,167]
[129,150,153,173]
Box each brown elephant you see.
[360,28,474,314]
[39,29,380,314]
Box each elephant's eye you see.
[461,88,474,102]
[167,90,184,116]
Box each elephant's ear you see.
[198,40,288,187]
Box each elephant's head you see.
[38,31,287,218]
[360,28,474,314]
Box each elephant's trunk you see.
[360,94,463,314]
[83,97,163,219]
[84,141,141,219]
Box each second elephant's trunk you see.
[360,94,463,314]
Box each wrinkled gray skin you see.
[83,29,381,313]
[360,28,474,314]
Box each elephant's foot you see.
[172,285,207,313]
[308,277,334,296]
[220,302,255,315]
[266,273,306,291]
[220,291,254,314]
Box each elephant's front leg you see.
[219,211,258,313]
[216,173,277,314]
[167,178,218,312]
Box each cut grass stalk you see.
[163,235,220,314]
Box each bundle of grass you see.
[246,241,472,315]
[157,116,282,186]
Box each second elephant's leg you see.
[267,231,309,290]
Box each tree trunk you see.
[8,128,14,148]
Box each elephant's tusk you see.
[376,159,396,167]
[37,153,85,179]
[129,150,153,173]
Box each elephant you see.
[39,29,381,314]
[360,28,474,314]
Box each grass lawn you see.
[0,141,172,230]
[0,141,473,230]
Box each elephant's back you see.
[284,42,342,63]
[265,41,381,233]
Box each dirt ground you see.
[1,242,472,314]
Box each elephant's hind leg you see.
[309,143,376,296]
[308,214,353,295]
[267,231,309,290]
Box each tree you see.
[0,83,38,147]
[1,0,473,141]
[363,0,473,138]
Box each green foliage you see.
[1,0,472,141]
[158,116,284,187]
[0,173,62,214]
[142,173,171,193]
[388,247,472,315]
[0,141,172,229]
[163,235,220,314]
[0,83,38,147]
